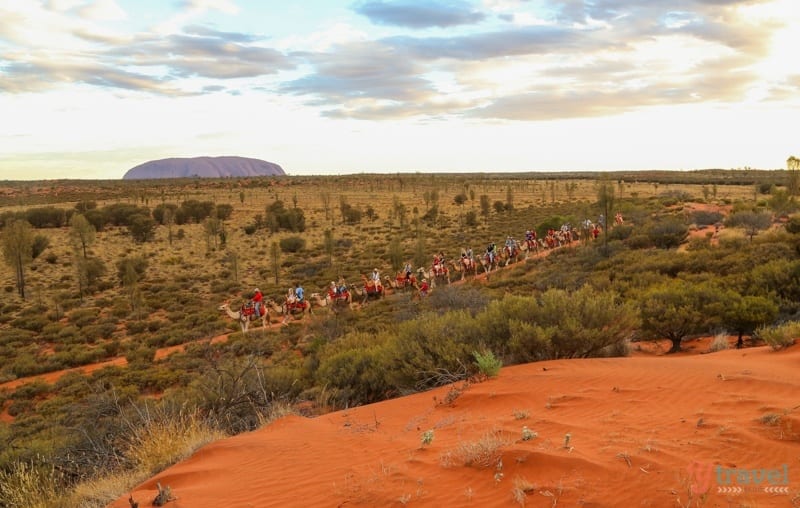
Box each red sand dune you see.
[109,346,799,508]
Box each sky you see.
[0,0,798,180]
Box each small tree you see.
[324,229,335,267]
[787,156,800,197]
[597,180,615,254]
[128,214,157,243]
[70,213,95,258]
[389,236,403,272]
[479,194,490,224]
[722,294,778,349]
[640,281,718,353]
[725,210,773,241]
[204,217,221,250]
[2,219,34,298]
[270,241,280,285]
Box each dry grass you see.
[708,332,730,352]
[511,476,537,506]
[125,411,225,476]
[440,429,511,468]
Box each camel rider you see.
[251,288,263,318]
[338,275,348,295]
[294,282,304,304]
[371,268,381,288]
[525,230,534,242]
[486,242,496,263]
[404,262,413,281]
[330,281,338,297]
[286,287,296,304]
[419,278,430,297]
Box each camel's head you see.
[218,302,230,311]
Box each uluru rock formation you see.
[122,156,285,179]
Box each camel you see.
[390,272,418,292]
[520,238,538,259]
[450,257,478,280]
[219,302,268,334]
[281,298,313,323]
[357,275,384,304]
[479,252,499,277]
[308,292,328,308]
[498,243,521,266]
[264,299,284,316]
[324,287,353,312]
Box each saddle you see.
[241,302,264,318]
[328,288,350,301]
[286,300,307,311]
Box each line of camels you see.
[219,233,579,334]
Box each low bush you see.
[279,236,306,253]
[756,321,800,350]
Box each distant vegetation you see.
[1,170,799,506]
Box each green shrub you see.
[68,307,100,328]
[692,210,724,226]
[647,219,688,249]
[279,236,306,253]
[756,321,800,350]
[11,315,49,333]
[473,349,502,377]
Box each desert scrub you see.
[0,459,65,508]
[473,349,502,377]
[441,430,510,468]
[521,426,537,441]
[756,321,800,350]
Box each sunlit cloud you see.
[1,0,798,178]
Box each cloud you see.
[178,0,240,15]
[353,0,486,28]
[282,41,435,104]
[0,59,184,95]
[467,55,759,120]
[381,25,584,60]
[113,30,294,80]
[0,17,294,94]
[76,0,127,21]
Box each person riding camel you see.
[294,282,304,305]
[486,242,496,264]
[286,287,296,305]
[435,252,447,275]
[251,288,263,318]
[404,262,413,282]
[370,268,381,291]
[338,275,348,295]
[505,236,516,257]
[419,278,430,297]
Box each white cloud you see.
[77,0,127,21]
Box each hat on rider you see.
[254,288,259,293]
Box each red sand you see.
[109,346,800,508]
